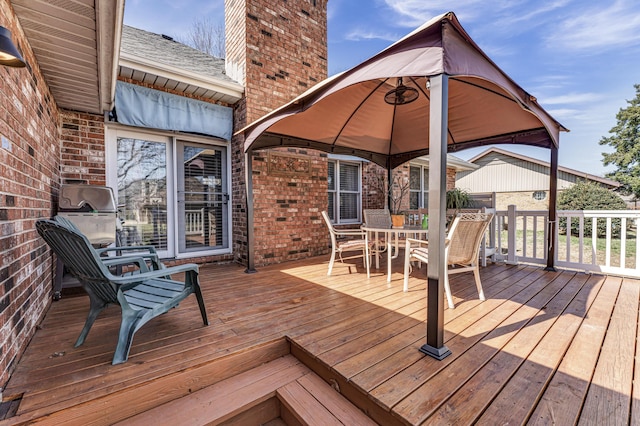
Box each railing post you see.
[506,204,518,265]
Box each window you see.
[409,165,429,209]
[106,128,232,258]
[532,190,547,201]
[328,159,361,224]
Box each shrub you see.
[446,188,473,210]
[558,181,627,238]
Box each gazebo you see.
[239,11,567,359]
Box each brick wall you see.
[0,0,61,390]
[60,111,106,185]
[226,0,329,266]
[496,191,552,211]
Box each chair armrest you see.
[111,263,199,286]
[97,246,162,270]
[102,256,152,273]
[335,229,366,237]
[97,245,158,256]
[405,237,428,249]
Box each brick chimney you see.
[225,0,329,266]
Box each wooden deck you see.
[1,254,639,425]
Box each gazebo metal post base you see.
[419,343,451,360]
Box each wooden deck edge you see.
[288,337,408,426]
[0,337,291,426]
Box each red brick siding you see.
[226,0,329,266]
[60,111,106,185]
[362,162,387,210]
[447,167,456,190]
[0,0,61,389]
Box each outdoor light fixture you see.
[426,78,431,90]
[384,77,419,105]
[0,26,25,67]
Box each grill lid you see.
[58,184,117,213]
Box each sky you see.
[123,0,640,178]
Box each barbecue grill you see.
[54,184,118,299]
[57,184,117,246]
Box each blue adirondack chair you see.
[36,219,209,364]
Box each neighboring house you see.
[456,147,620,210]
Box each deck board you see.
[1,255,639,425]
[579,277,639,425]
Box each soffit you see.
[12,0,124,114]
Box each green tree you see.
[600,84,640,198]
[557,180,627,238]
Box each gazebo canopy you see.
[241,12,567,169]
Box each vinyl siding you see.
[456,152,591,193]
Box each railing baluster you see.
[507,205,517,264]
[578,215,584,265]
[522,213,528,258]
[605,217,611,267]
[566,216,571,262]
[620,217,627,268]
[592,217,597,266]
[636,218,640,271]
[532,215,538,258]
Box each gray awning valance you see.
[115,81,233,140]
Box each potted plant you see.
[446,187,473,211]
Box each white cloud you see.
[345,28,400,42]
[547,0,640,51]
[542,92,603,105]
[381,0,488,27]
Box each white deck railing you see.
[185,208,205,236]
[491,206,640,278]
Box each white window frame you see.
[105,123,233,259]
[327,158,362,225]
[409,163,429,209]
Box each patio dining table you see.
[362,224,429,282]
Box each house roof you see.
[13,0,125,114]
[412,154,479,172]
[468,147,620,188]
[118,26,243,104]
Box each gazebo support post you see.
[545,145,558,271]
[245,150,257,273]
[421,73,451,360]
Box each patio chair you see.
[363,208,392,257]
[321,211,371,276]
[403,212,494,309]
[36,219,208,364]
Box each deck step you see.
[116,355,310,425]
[117,353,378,426]
[277,373,377,426]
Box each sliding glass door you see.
[176,141,229,254]
[109,129,231,258]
